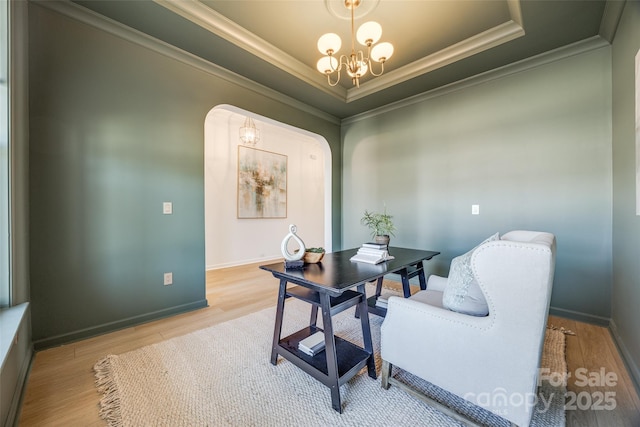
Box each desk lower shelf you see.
[366,296,388,317]
[286,287,362,314]
[277,326,370,387]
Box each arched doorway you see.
[204,105,332,269]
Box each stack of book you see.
[298,331,326,356]
[362,242,388,250]
[375,293,393,309]
[350,242,395,265]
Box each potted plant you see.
[303,247,325,263]
[360,209,396,245]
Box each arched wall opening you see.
[204,104,332,269]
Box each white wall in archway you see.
[205,105,332,269]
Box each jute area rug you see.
[94,287,568,427]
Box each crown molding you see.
[507,0,524,27]
[346,19,525,103]
[346,0,525,101]
[153,0,525,104]
[599,0,626,43]
[30,0,340,125]
[343,36,609,125]
[153,0,347,102]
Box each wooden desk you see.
[260,247,440,413]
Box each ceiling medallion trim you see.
[325,0,380,20]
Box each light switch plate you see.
[472,204,480,215]
[164,272,173,286]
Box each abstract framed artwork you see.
[237,146,287,218]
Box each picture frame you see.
[237,146,287,219]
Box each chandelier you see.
[316,0,394,88]
[239,116,260,146]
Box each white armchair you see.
[380,231,556,427]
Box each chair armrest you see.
[383,295,491,333]
[426,274,448,292]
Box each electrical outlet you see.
[472,204,480,215]
[164,272,173,286]
[163,202,173,215]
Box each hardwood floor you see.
[18,262,640,426]
[546,316,640,427]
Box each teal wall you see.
[23,0,639,396]
[342,44,613,323]
[611,1,640,390]
[28,4,341,347]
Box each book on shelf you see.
[375,292,393,308]
[298,331,326,356]
[375,299,387,308]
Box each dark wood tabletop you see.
[260,247,440,296]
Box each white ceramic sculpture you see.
[281,224,306,261]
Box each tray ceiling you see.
[73,0,614,118]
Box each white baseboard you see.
[207,256,282,271]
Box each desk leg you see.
[320,292,342,413]
[375,276,384,297]
[270,278,288,365]
[356,276,383,319]
[416,261,427,290]
[309,305,318,327]
[357,283,377,379]
[400,268,412,298]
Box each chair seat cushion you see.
[409,289,445,308]
[442,232,499,316]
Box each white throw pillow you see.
[442,233,499,316]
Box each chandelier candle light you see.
[316,0,394,88]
